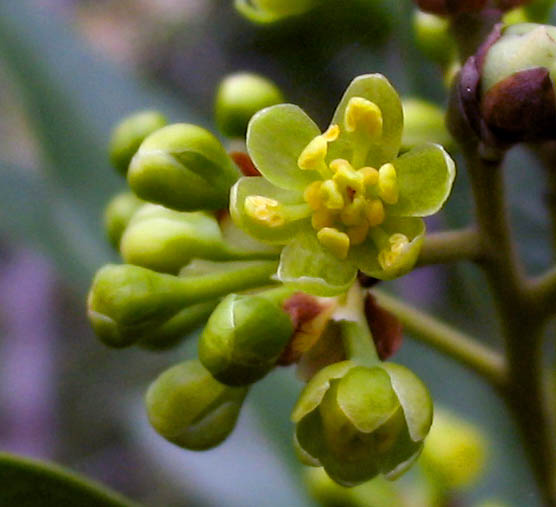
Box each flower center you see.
[297,97,407,266]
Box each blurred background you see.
[0,0,554,505]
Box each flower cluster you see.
[86,73,455,488]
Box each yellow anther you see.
[359,166,379,187]
[329,158,352,173]
[244,195,285,228]
[340,196,366,226]
[320,180,344,210]
[378,163,399,205]
[303,181,322,210]
[364,199,385,227]
[317,227,350,260]
[297,125,339,172]
[323,124,340,142]
[347,223,369,246]
[344,97,383,140]
[378,233,410,270]
[311,208,335,230]
[333,162,364,195]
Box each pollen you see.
[317,227,350,260]
[378,163,399,205]
[245,195,285,227]
[344,97,383,140]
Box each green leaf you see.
[381,362,433,442]
[329,74,404,168]
[247,104,321,191]
[0,452,135,507]
[230,176,308,244]
[277,229,357,296]
[291,361,354,422]
[337,366,400,433]
[352,217,425,280]
[235,0,285,23]
[389,143,456,217]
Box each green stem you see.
[333,282,379,366]
[528,266,556,318]
[179,260,279,305]
[461,142,556,505]
[371,289,506,388]
[417,228,482,266]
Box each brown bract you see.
[365,293,403,360]
[230,151,261,177]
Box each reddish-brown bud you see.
[364,293,403,360]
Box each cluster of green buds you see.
[457,21,556,146]
[87,72,456,485]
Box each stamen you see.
[311,208,335,230]
[378,163,399,205]
[320,180,344,210]
[333,162,364,195]
[303,181,322,210]
[340,196,366,226]
[344,97,383,140]
[347,223,369,246]
[377,233,410,270]
[317,227,350,260]
[359,166,379,187]
[364,199,385,227]
[297,125,339,172]
[244,195,285,227]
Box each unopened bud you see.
[103,192,143,249]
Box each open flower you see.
[231,74,455,296]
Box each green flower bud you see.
[128,123,239,211]
[87,260,278,348]
[146,359,248,450]
[103,192,143,249]
[199,289,294,386]
[215,73,284,139]
[120,204,278,274]
[401,98,454,153]
[413,11,455,65]
[109,110,167,175]
[420,409,487,491]
[235,0,322,23]
[292,356,433,486]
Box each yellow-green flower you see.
[231,74,455,296]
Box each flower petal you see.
[247,104,322,191]
[328,74,403,168]
[277,229,358,296]
[388,143,455,217]
[230,176,307,244]
[351,217,425,280]
[381,362,433,442]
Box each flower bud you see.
[121,204,233,274]
[103,192,143,249]
[87,261,278,348]
[128,123,239,211]
[413,11,455,65]
[109,111,167,175]
[235,0,321,23]
[199,291,294,386]
[215,73,284,138]
[414,0,487,15]
[420,409,487,490]
[458,23,556,146]
[146,359,248,450]
[292,358,433,486]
